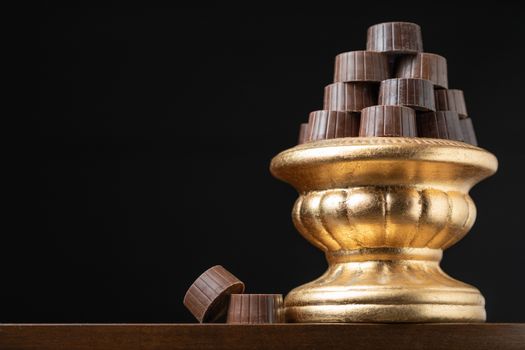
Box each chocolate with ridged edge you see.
[334,51,390,83]
[395,53,448,89]
[297,123,309,144]
[435,89,468,118]
[379,78,435,111]
[323,82,377,112]
[308,110,360,141]
[417,111,463,141]
[367,22,423,54]
[227,294,284,324]
[359,105,416,137]
[460,117,478,146]
[183,265,245,323]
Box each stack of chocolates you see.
[298,22,478,146]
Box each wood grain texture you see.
[1,324,524,350]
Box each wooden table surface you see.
[1,323,524,350]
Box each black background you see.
[8,4,525,322]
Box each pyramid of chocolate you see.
[297,21,479,146]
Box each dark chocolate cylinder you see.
[379,78,435,111]
[359,105,417,137]
[367,22,423,54]
[183,266,245,323]
[297,123,309,144]
[460,117,478,146]
[227,294,284,324]
[417,111,463,141]
[435,89,468,118]
[395,53,448,89]
[323,82,377,112]
[334,51,390,82]
[308,110,360,141]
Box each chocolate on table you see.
[227,294,284,324]
[324,82,377,112]
[395,53,448,89]
[183,265,245,323]
[308,110,360,141]
[367,22,423,54]
[435,89,468,117]
[359,105,416,137]
[334,50,390,82]
[417,111,463,141]
[297,123,309,144]
[460,117,478,146]
[379,78,436,111]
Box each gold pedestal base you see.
[271,138,498,323]
[285,248,485,323]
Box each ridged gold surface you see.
[270,137,497,323]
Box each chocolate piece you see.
[183,265,245,323]
[323,82,377,112]
[303,111,317,142]
[395,53,448,89]
[417,111,463,141]
[379,78,435,111]
[367,22,423,54]
[359,105,416,137]
[297,123,309,144]
[308,110,360,141]
[460,117,478,146]
[334,51,390,82]
[435,89,468,118]
[227,294,284,324]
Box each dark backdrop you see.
[9,4,525,322]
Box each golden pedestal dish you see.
[270,137,497,323]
